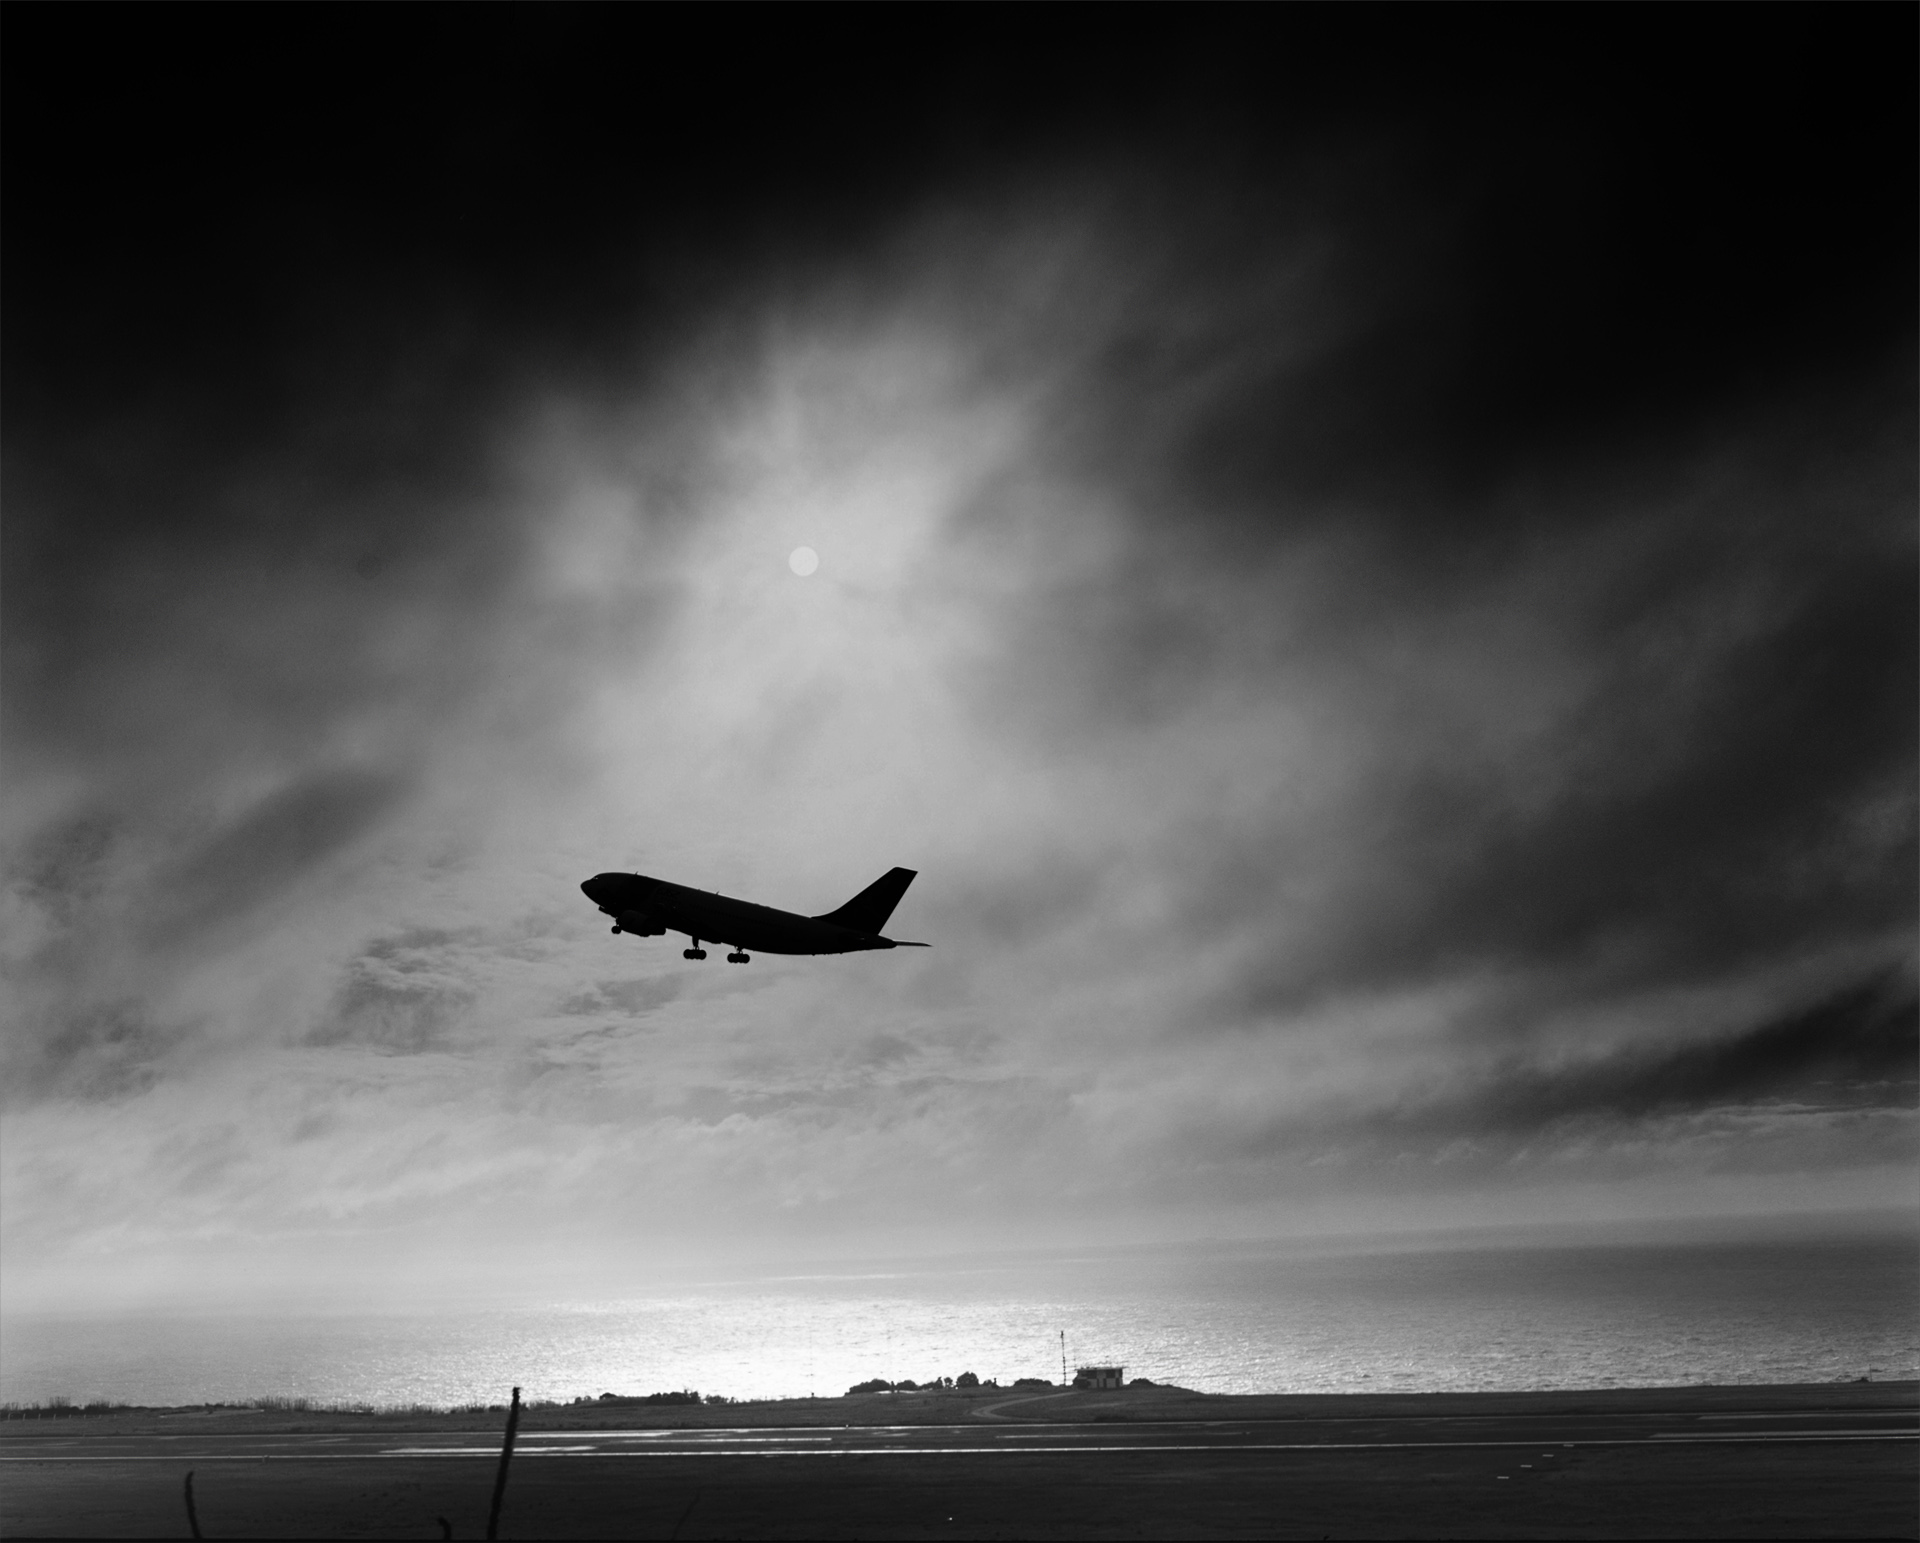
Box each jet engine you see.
[613,910,666,936]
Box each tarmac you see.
[1,1380,1913,1538]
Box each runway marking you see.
[1650,1429,1918,1441]
[1698,1411,1919,1421]
[4,1432,1914,1463]
[518,1432,834,1443]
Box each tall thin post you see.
[1060,1330,1067,1387]
[486,1386,522,1541]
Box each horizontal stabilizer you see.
[815,866,917,936]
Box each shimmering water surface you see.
[4,1233,1914,1408]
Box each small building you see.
[1074,1364,1125,1390]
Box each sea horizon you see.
[6,1213,1912,1411]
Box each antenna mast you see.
[1060,1329,1067,1386]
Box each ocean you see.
[3,1230,1914,1409]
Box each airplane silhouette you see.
[580,867,928,962]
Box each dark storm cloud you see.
[962,388,1911,1051]
[8,810,127,940]
[149,770,413,947]
[1190,971,1918,1190]
[2,7,1913,1289]
[944,98,1914,1035]
[1414,971,1920,1140]
[2,772,413,1096]
[5,999,193,1104]
[3,339,532,789]
[1204,524,1915,1019]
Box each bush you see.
[1012,1377,1053,1388]
[845,1379,890,1395]
[955,1372,979,1388]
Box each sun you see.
[788,546,819,577]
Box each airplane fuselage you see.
[580,871,921,956]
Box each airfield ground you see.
[1,1380,1913,1538]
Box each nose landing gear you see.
[726,950,751,963]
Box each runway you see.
[3,1388,1914,1539]
[3,1401,1913,1462]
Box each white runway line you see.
[5,1432,1915,1462]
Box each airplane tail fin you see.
[815,867,917,935]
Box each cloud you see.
[1406,970,1920,1139]
[149,770,415,948]
[6,999,194,1104]
[2,32,1914,1305]
[306,928,483,1054]
[557,976,686,1019]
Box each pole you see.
[486,1386,522,1541]
[1060,1330,1067,1387]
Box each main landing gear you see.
[681,937,749,962]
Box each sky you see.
[4,11,1915,1313]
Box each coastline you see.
[4,1376,1912,1432]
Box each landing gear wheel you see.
[727,951,751,963]
[611,925,622,935]
[684,948,707,960]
